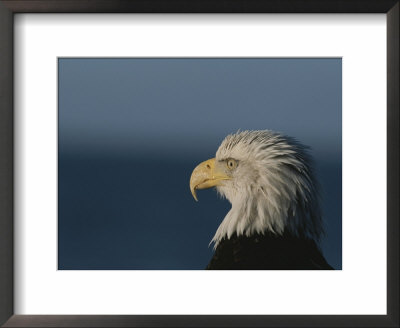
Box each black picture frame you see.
[0,1,398,327]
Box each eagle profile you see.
[190,130,333,270]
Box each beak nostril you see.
[206,164,211,169]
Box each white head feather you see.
[211,130,323,247]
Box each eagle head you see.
[190,130,323,247]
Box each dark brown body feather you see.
[206,232,333,270]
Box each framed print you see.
[0,1,398,327]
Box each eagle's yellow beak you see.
[190,158,231,201]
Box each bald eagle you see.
[190,130,333,270]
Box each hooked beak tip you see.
[191,187,199,202]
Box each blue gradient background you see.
[58,58,342,270]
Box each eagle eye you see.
[226,159,237,170]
